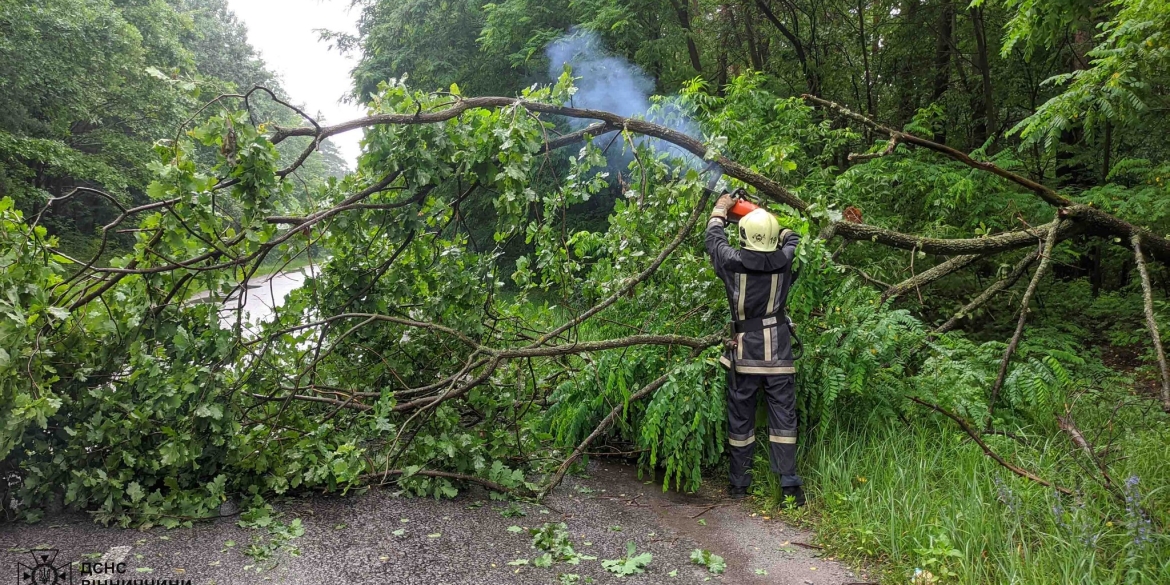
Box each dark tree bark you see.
[932,0,954,143]
[858,0,875,116]
[742,6,765,71]
[756,0,819,95]
[970,5,996,144]
[669,0,704,74]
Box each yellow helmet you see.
[738,208,781,252]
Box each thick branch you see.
[271,97,807,211]
[1064,204,1170,264]
[248,391,371,411]
[507,334,722,359]
[251,93,1170,270]
[829,219,1078,256]
[849,135,900,162]
[803,95,1170,264]
[541,122,620,153]
[1132,234,1170,412]
[884,253,981,301]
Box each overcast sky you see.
[226,0,365,168]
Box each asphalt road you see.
[2,463,872,584]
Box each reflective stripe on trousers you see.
[725,371,802,488]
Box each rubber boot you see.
[781,485,805,508]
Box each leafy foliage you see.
[689,548,726,574]
[529,522,594,564]
[601,541,652,576]
[0,0,346,259]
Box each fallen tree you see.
[4,77,1167,528]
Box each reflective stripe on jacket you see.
[705,217,800,375]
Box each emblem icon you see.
[17,550,71,585]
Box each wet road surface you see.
[1,463,871,584]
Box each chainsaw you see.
[704,171,761,222]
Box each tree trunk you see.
[743,7,764,71]
[1090,242,1103,297]
[756,0,819,95]
[932,0,954,143]
[970,5,996,144]
[858,0,875,116]
[669,0,704,74]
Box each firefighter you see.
[706,193,804,505]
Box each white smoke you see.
[546,30,704,169]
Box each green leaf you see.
[126,482,144,503]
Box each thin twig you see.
[934,249,1040,335]
[987,218,1063,428]
[908,396,1074,495]
[1055,412,1119,497]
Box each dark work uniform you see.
[705,216,802,489]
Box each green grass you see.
[754,408,1170,584]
